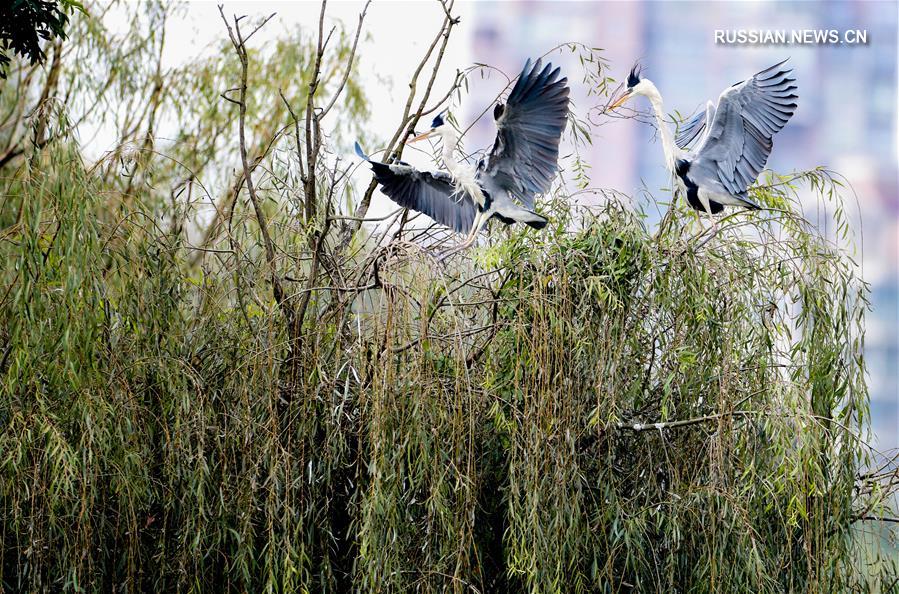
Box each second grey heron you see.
[356,58,570,259]
[610,60,799,226]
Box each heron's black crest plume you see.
[430,111,446,128]
[627,63,642,88]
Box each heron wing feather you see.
[483,58,570,209]
[693,59,798,196]
[675,100,716,149]
[356,143,477,234]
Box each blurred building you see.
[470,1,899,448]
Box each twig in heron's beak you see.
[609,91,632,110]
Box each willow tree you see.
[0,1,896,592]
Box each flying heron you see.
[610,60,798,228]
[355,58,570,258]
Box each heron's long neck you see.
[438,128,461,175]
[436,127,484,204]
[645,85,679,174]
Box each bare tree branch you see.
[343,0,459,243]
[319,0,371,119]
[218,5,292,323]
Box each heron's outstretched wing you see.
[355,142,477,234]
[692,60,798,196]
[675,100,716,149]
[483,58,570,209]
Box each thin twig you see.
[319,0,371,119]
[218,5,291,322]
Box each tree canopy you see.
[0,0,82,79]
[0,2,896,592]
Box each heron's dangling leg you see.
[706,205,718,236]
[679,187,702,235]
[438,210,488,261]
[464,210,487,244]
[692,197,720,248]
[691,207,703,235]
[689,194,717,244]
[700,194,717,231]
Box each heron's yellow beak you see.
[609,90,633,110]
[408,129,435,143]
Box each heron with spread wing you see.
[610,60,798,228]
[355,58,570,258]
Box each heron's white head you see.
[609,63,660,109]
[407,110,453,144]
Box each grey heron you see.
[355,58,570,258]
[610,60,798,226]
